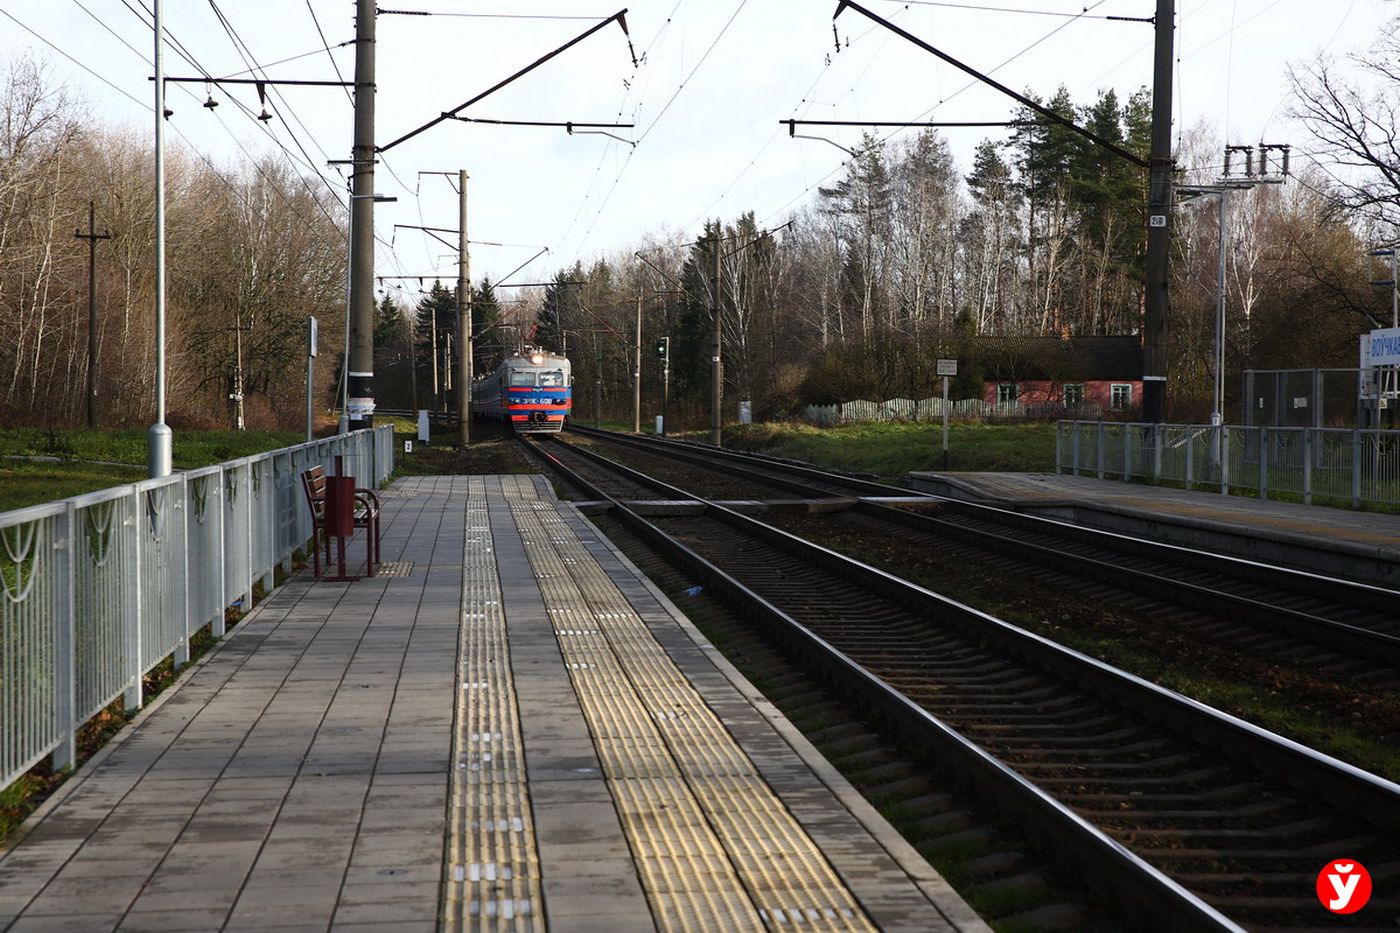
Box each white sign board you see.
[403,440,413,454]
[1366,327,1400,367]
[307,316,318,357]
[936,358,958,377]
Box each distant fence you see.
[805,397,1103,425]
[0,426,395,791]
[1056,420,1400,509]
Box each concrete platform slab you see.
[0,474,984,933]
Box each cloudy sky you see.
[1,0,1390,301]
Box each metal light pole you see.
[710,232,722,446]
[633,289,642,433]
[458,170,471,446]
[148,0,171,477]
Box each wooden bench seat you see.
[301,464,381,578]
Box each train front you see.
[508,351,572,433]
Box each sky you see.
[1,0,1392,305]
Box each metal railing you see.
[1056,421,1400,509]
[0,427,394,790]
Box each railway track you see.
[563,425,1400,673]
[528,434,1400,931]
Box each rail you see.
[1056,420,1400,508]
[0,426,395,791]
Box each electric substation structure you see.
[74,201,110,430]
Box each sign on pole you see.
[935,359,956,470]
[1366,327,1400,367]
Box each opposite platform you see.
[911,469,1400,585]
[0,475,984,932]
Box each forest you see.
[2,16,1396,431]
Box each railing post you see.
[1152,423,1163,483]
[1124,425,1132,481]
[1352,429,1362,509]
[213,473,226,637]
[1185,428,1194,491]
[53,504,77,770]
[1302,428,1313,505]
[1055,423,1063,473]
[1220,426,1230,495]
[1096,422,1105,479]
[174,482,190,668]
[244,467,255,610]
[1072,423,1081,474]
[1259,426,1270,500]
[125,487,143,711]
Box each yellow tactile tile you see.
[501,476,874,933]
[443,477,544,931]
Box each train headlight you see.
[530,354,543,364]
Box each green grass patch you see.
[721,421,1057,479]
[0,428,304,512]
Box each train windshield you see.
[508,371,537,387]
[538,370,566,388]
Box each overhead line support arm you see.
[379,9,633,153]
[831,0,1147,168]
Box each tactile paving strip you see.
[502,476,874,932]
[443,477,544,930]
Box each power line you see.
[378,8,611,20]
[305,0,354,106]
[874,0,1149,21]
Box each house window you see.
[996,383,1018,405]
[1063,384,1085,407]
[1110,383,1133,411]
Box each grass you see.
[0,428,304,512]
[720,421,1058,479]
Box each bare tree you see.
[1288,16,1400,230]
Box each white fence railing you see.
[1055,421,1400,509]
[806,397,1104,425]
[0,426,394,790]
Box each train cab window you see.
[539,370,565,388]
[509,371,537,387]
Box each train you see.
[470,348,573,433]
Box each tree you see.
[413,281,455,409]
[1289,16,1400,230]
[472,276,502,371]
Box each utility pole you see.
[458,169,471,445]
[347,0,377,430]
[593,330,602,428]
[75,201,110,430]
[230,311,247,431]
[1142,0,1175,423]
[710,231,723,446]
[633,288,642,433]
[429,311,439,410]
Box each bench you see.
[301,464,381,579]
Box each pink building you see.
[978,335,1143,415]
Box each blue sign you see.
[1369,327,1400,367]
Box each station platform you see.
[0,476,985,933]
[909,470,1400,586]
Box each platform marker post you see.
[936,358,956,471]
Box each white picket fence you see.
[805,397,1104,425]
[0,427,395,790]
